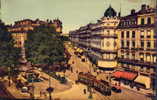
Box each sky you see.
[0,0,154,33]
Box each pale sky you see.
[1,0,153,33]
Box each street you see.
[62,42,152,100]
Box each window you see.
[147,41,151,48]
[147,30,151,38]
[132,53,135,59]
[141,31,144,38]
[154,41,157,48]
[126,52,129,58]
[126,31,130,38]
[132,31,135,38]
[140,53,144,61]
[141,18,145,25]
[147,17,151,24]
[132,41,135,47]
[127,41,130,47]
[121,41,124,47]
[141,41,144,47]
[121,31,124,38]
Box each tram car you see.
[78,72,111,96]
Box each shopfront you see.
[134,75,151,89]
[112,71,138,87]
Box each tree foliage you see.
[0,20,20,68]
[25,25,65,65]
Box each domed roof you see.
[104,5,117,17]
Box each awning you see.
[134,75,151,89]
[113,71,137,81]
[98,60,117,68]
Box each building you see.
[69,4,156,90]
[70,5,120,70]
[117,4,156,89]
[8,19,62,48]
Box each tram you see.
[78,72,111,96]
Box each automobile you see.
[21,86,28,93]
[111,85,122,93]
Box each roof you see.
[104,5,117,17]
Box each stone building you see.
[69,4,156,90]
[70,5,120,70]
[8,19,62,48]
[117,4,156,89]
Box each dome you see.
[104,5,117,17]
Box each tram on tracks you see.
[77,72,112,96]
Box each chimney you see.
[131,9,136,15]
[141,4,146,10]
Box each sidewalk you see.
[120,82,153,95]
[111,79,153,96]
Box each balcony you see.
[146,48,157,51]
[118,58,157,68]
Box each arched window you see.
[147,17,151,24]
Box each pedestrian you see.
[83,89,86,94]
[43,91,47,98]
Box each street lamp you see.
[8,67,11,87]
[30,73,35,99]
[88,85,93,100]
[46,70,54,100]
[46,86,54,100]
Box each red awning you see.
[113,71,137,81]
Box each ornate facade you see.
[117,4,156,74]
[69,4,156,89]
[117,4,156,89]
[70,6,120,69]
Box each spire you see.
[118,0,122,17]
[109,4,111,8]
[0,0,1,20]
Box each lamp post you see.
[88,85,93,100]
[46,70,54,100]
[30,73,35,99]
[8,67,11,87]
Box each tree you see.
[0,20,21,85]
[25,25,65,66]
[25,25,65,100]
[0,20,20,68]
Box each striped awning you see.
[113,71,137,81]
